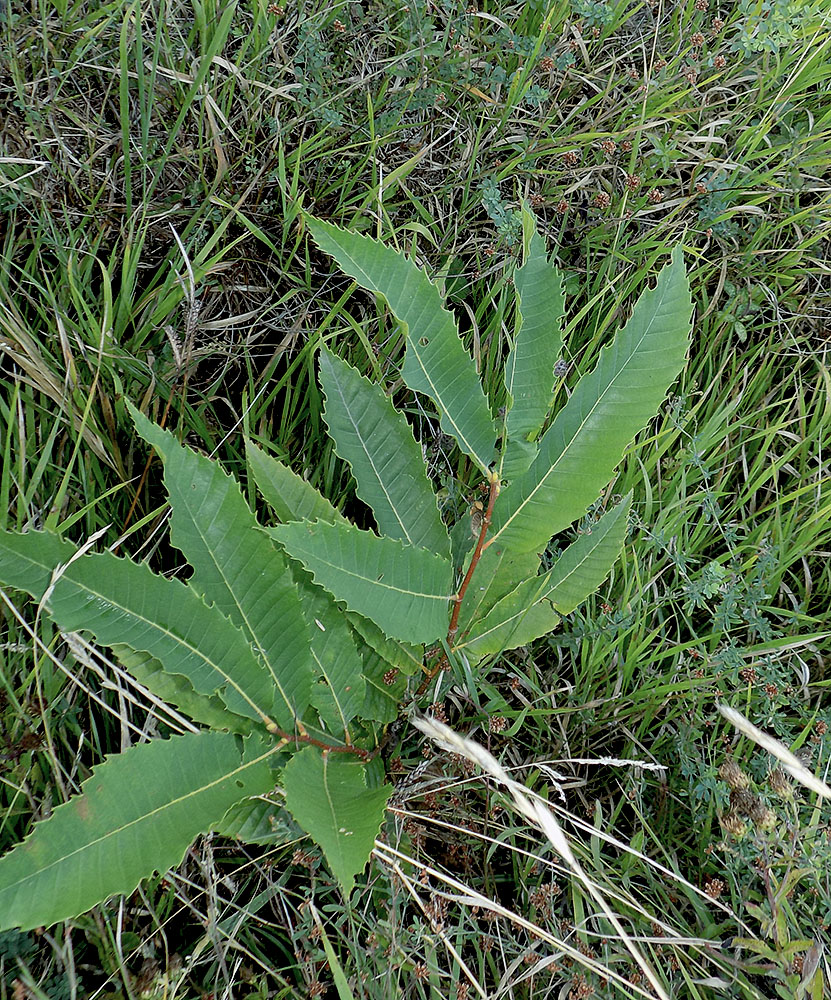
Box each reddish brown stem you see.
[272,724,372,760]
[415,474,501,697]
[447,474,500,643]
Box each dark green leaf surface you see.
[490,247,692,552]
[269,520,452,644]
[284,747,391,894]
[0,531,275,725]
[0,732,276,930]
[307,217,497,474]
[319,347,449,557]
[131,406,314,729]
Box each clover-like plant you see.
[0,208,692,930]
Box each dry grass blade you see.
[373,839,663,1000]
[411,714,671,1000]
[718,703,831,798]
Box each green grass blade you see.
[268,520,451,644]
[319,347,449,556]
[130,405,314,729]
[307,217,497,474]
[312,906,357,1000]
[0,732,276,931]
[490,247,692,553]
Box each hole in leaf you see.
[419,336,429,346]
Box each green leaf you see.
[455,541,541,638]
[503,208,565,474]
[319,347,449,557]
[216,798,304,847]
[455,494,631,657]
[455,591,559,659]
[490,247,692,553]
[307,217,497,474]
[0,732,277,930]
[0,531,276,726]
[501,437,538,481]
[540,493,631,614]
[359,644,408,722]
[295,568,366,735]
[111,644,252,735]
[268,520,451,644]
[246,439,347,526]
[449,513,476,571]
[284,746,391,895]
[130,405,314,730]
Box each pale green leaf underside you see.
[539,492,631,614]
[0,732,276,931]
[458,599,558,659]
[504,223,565,448]
[246,439,348,526]
[307,217,496,474]
[455,541,541,638]
[319,347,449,557]
[284,746,391,895]
[491,246,692,553]
[111,644,252,735]
[130,406,314,729]
[347,613,423,676]
[0,532,275,725]
[268,520,452,644]
[500,436,538,481]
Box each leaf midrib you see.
[288,540,452,602]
